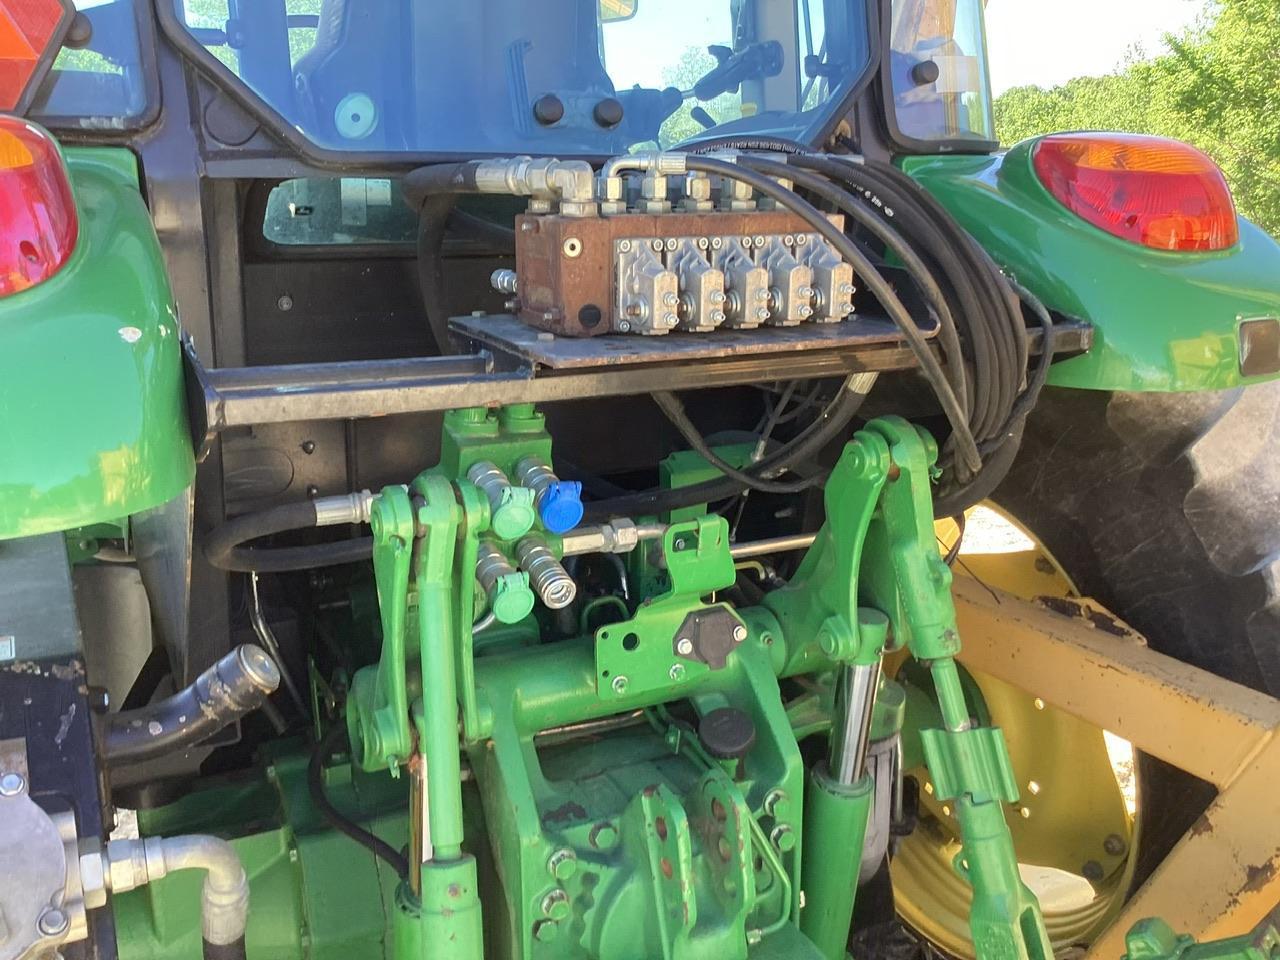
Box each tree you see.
[993,0,1280,236]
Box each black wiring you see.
[308,723,410,880]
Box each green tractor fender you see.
[906,138,1280,393]
[0,144,193,540]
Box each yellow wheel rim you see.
[890,506,1140,957]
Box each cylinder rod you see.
[828,661,882,785]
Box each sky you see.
[984,0,1208,95]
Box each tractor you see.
[0,1,1277,959]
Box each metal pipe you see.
[104,834,250,953]
[828,661,881,785]
[729,532,818,560]
[104,645,280,765]
[249,572,309,718]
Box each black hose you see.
[105,645,280,765]
[652,390,822,495]
[400,161,482,209]
[782,154,1040,508]
[204,501,373,573]
[202,938,247,960]
[308,723,410,879]
[682,155,982,475]
[582,372,872,522]
[417,194,457,353]
[737,155,969,408]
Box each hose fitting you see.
[467,461,536,541]
[104,835,250,954]
[515,535,577,610]
[475,541,536,624]
[514,456,584,534]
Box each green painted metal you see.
[799,770,872,959]
[114,407,1072,960]
[1123,911,1280,960]
[0,144,194,540]
[854,418,1052,960]
[904,141,1280,392]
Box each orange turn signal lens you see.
[1032,133,1239,252]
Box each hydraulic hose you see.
[204,494,376,573]
[682,155,982,475]
[582,372,876,522]
[104,835,250,960]
[104,645,281,765]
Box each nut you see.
[38,907,69,937]
[611,675,629,696]
[0,772,25,796]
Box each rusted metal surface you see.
[950,576,1280,958]
[512,209,835,336]
[450,311,937,369]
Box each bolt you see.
[676,637,694,656]
[533,919,560,943]
[306,484,320,498]
[618,321,631,333]
[732,624,748,643]
[38,907,69,937]
[1082,860,1105,883]
[541,888,571,921]
[618,239,632,252]
[763,789,790,820]
[651,239,664,251]
[277,294,293,312]
[611,675,629,696]
[662,312,678,327]
[663,292,679,308]
[673,537,686,550]
[301,440,316,455]
[770,824,796,854]
[755,307,770,322]
[669,663,686,681]
[589,822,619,850]
[799,305,813,319]
[1104,834,1127,856]
[547,849,577,881]
[0,772,25,796]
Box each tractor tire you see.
[994,381,1280,885]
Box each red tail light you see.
[1032,133,1239,252]
[0,114,76,296]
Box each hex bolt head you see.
[547,848,577,882]
[676,638,694,656]
[1082,860,1105,883]
[541,888,571,921]
[770,824,796,854]
[732,624,748,643]
[763,789,791,820]
[1104,834,1127,856]
[38,907,69,937]
[0,772,25,796]
[589,822,618,850]
[669,663,687,681]
[611,675,629,696]
[533,919,560,943]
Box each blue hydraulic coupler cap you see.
[539,481,584,534]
